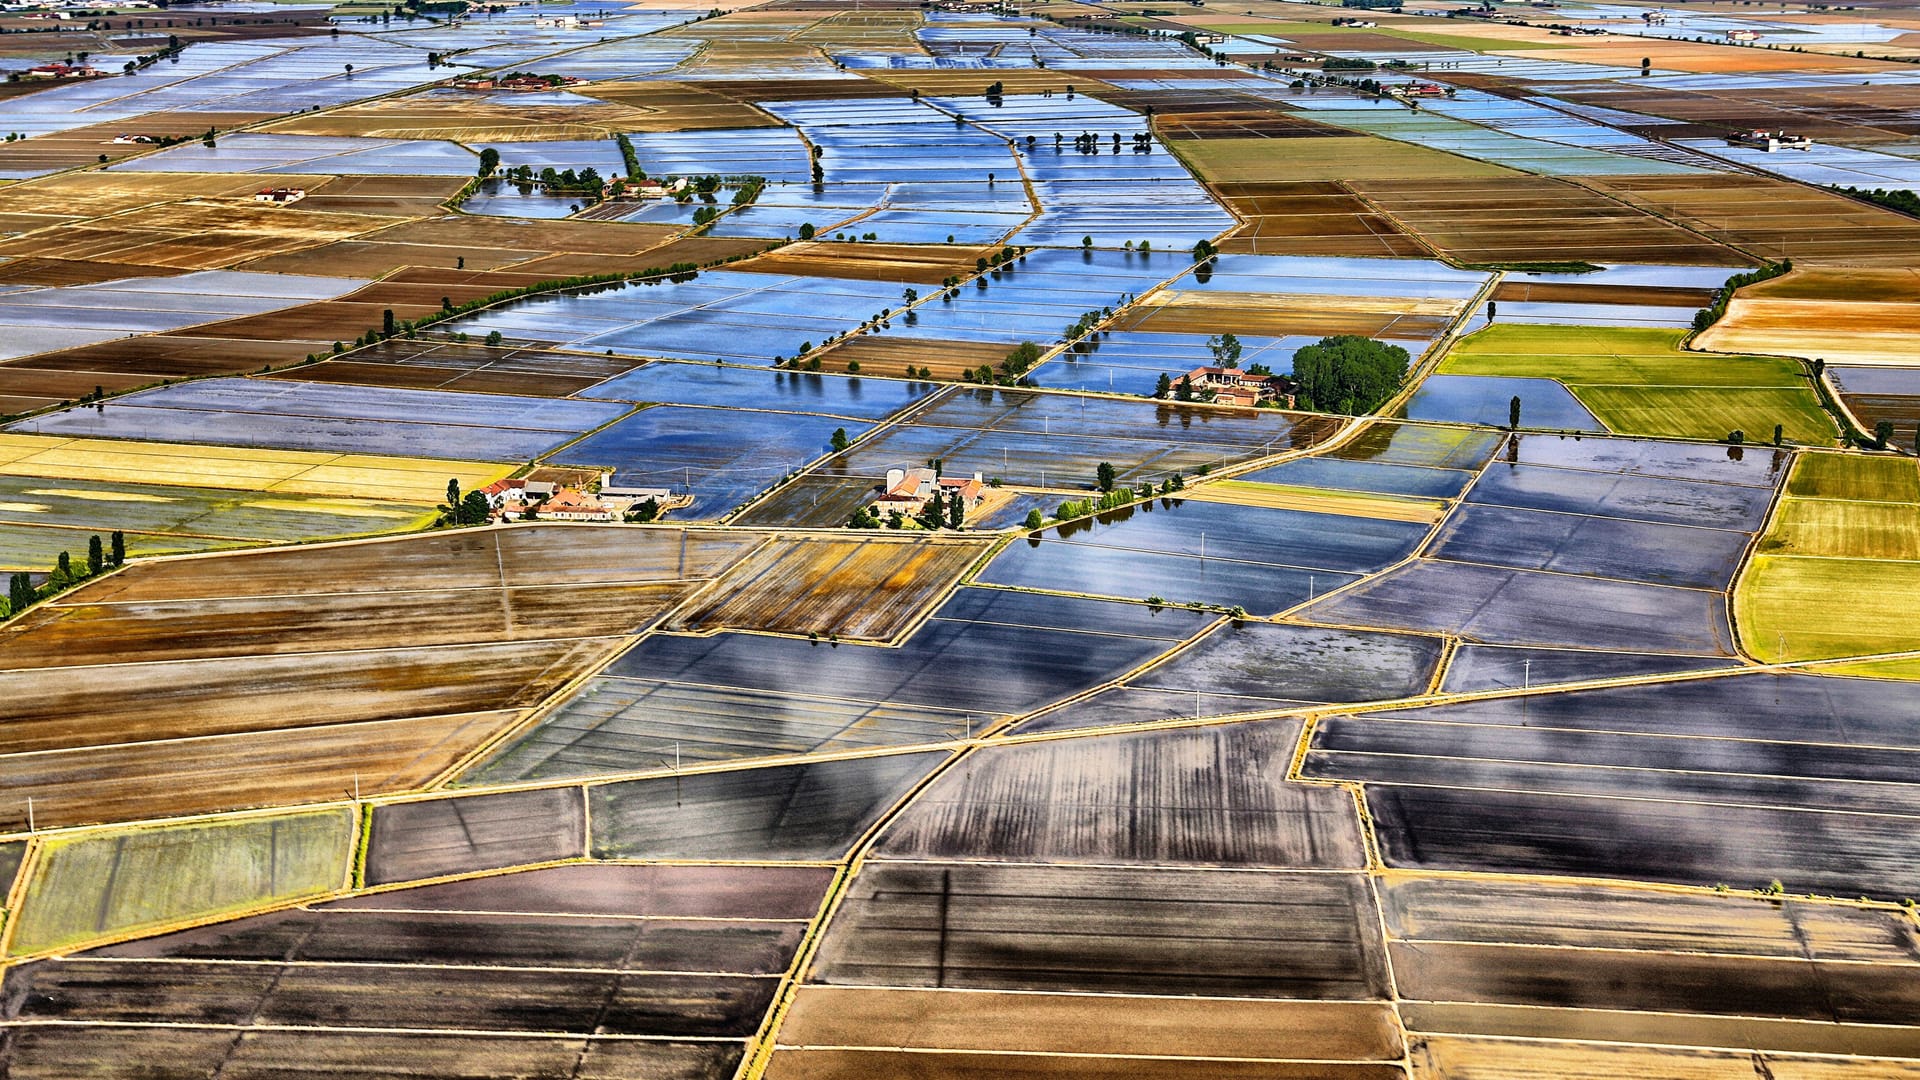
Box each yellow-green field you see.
[9,809,353,955]
[1189,479,1447,524]
[1736,454,1920,668]
[0,435,511,503]
[1172,135,1516,184]
[1440,325,1837,444]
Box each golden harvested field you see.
[776,986,1404,1062]
[0,434,510,502]
[1585,175,1920,266]
[745,241,1001,285]
[0,113,275,177]
[860,69,1122,97]
[1696,268,1920,366]
[1349,177,1747,266]
[1186,480,1448,524]
[0,711,521,836]
[1410,1036,1920,1079]
[1174,134,1515,185]
[1506,37,1904,74]
[1120,292,1453,340]
[268,98,660,141]
[0,200,392,271]
[1213,181,1426,258]
[0,172,320,220]
[0,526,766,829]
[816,336,1013,380]
[680,534,987,641]
[580,81,781,130]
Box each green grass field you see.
[1378,28,1576,52]
[1736,453,1920,670]
[1786,452,1920,503]
[11,809,353,954]
[1737,555,1920,666]
[1441,325,1837,444]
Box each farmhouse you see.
[1179,365,1293,406]
[1642,9,1667,23]
[1726,28,1760,42]
[874,467,986,516]
[252,187,308,205]
[479,477,556,508]
[23,62,103,79]
[1727,128,1810,151]
[535,487,615,522]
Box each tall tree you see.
[1207,333,1242,368]
[87,534,103,576]
[1290,336,1411,417]
[946,489,964,529]
[1096,461,1116,492]
[110,530,125,567]
[1153,372,1171,399]
[1508,395,1521,431]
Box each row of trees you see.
[1691,259,1791,332]
[3,531,124,620]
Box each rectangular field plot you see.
[874,719,1365,868]
[677,534,986,641]
[1432,502,1751,589]
[1302,558,1736,654]
[1330,422,1505,471]
[464,679,967,785]
[769,1048,1405,1080]
[274,341,649,398]
[364,787,586,886]
[1381,876,1920,963]
[1439,644,1737,693]
[1740,452,1920,664]
[6,959,778,1038]
[810,862,1389,998]
[0,434,510,504]
[776,987,1405,1067]
[559,406,860,518]
[584,362,936,420]
[827,387,1341,489]
[1239,456,1477,500]
[0,1032,749,1080]
[1345,177,1746,267]
[1127,622,1443,706]
[589,752,945,862]
[1366,785,1920,901]
[8,378,632,462]
[0,711,520,837]
[1411,1038,1920,1080]
[1468,458,1778,532]
[11,809,354,956]
[977,495,1430,615]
